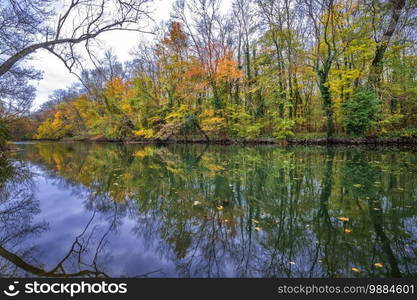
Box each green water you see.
[1,142,416,277]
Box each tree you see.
[341,89,380,136]
[368,0,407,89]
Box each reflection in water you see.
[1,142,416,278]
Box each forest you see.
[1,0,417,146]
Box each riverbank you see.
[16,136,417,146]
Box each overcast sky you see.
[30,0,174,109]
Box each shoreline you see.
[14,136,417,147]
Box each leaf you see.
[216,205,224,211]
[255,226,261,231]
[252,219,260,224]
[351,267,361,273]
[289,261,296,265]
[374,263,383,268]
[353,184,363,188]
[193,201,201,206]
[337,217,350,222]
[373,208,380,211]
[344,229,353,233]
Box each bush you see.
[341,89,380,136]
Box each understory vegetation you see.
[2,0,417,143]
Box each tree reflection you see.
[11,142,417,277]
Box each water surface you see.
[1,142,416,277]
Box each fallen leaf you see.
[344,229,353,233]
[337,217,350,222]
[374,263,383,268]
[352,267,361,273]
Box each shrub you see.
[273,119,295,140]
[341,89,380,136]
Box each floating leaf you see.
[374,263,383,268]
[216,205,224,211]
[353,184,363,188]
[337,217,350,222]
[352,267,361,273]
[344,229,353,233]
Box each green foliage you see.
[0,119,10,149]
[273,119,295,140]
[341,89,380,136]
[375,113,404,135]
[227,105,262,139]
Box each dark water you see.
[1,142,416,278]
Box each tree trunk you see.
[368,0,406,89]
[318,67,335,139]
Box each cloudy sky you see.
[30,0,174,109]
